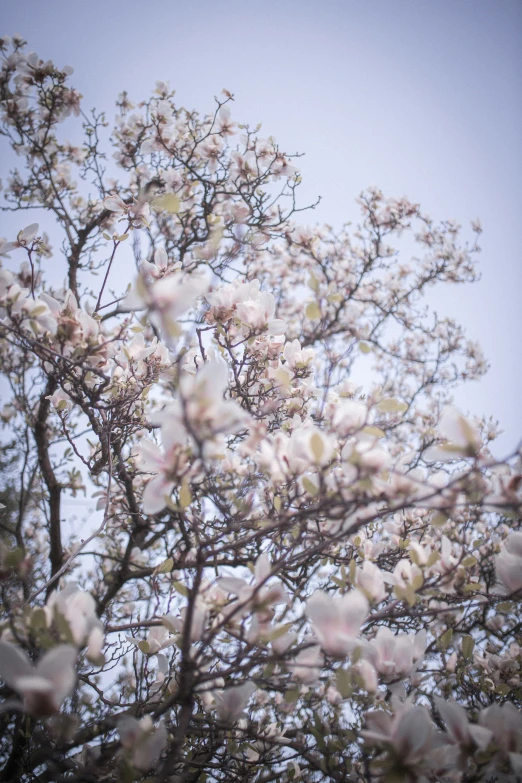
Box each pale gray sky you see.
[2,0,521,455]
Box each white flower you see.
[118,715,167,771]
[362,702,434,768]
[0,641,77,716]
[425,407,481,461]
[45,583,104,661]
[333,400,367,436]
[355,561,386,604]
[214,681,256,722]
[495,531,522,594]
[46,388,73,412]
[435,697,492,751]
[126,625,176,655]
[366,627,426,680]
[306,589,368,657]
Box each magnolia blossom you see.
[138,361,247,513]
[479,703,522,775]
[206,278,285,335]
[495,531,522,594]
[362,702,434,776]
[365,627,426,681]
[355,561,386,604]
[118,715,167,771]
[332,399,367,436]
[125,268,209,338]
[219,553,289,638]
[140,247,180,279]
[126,625,176,655]
[45,583,104,661]
[163,599,208,642]
[0,641,77,716]
[435,697,492,755]
[306,589,369,657]
[214,681,256,723]
[289,643,323,684]
[425,406,481,461]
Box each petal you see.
[0,641,33,689]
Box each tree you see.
[0,34,521,783]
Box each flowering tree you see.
[0,34,521,783]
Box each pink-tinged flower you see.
[0,238,16,257]
[214,681,256,723]
[206,277,286,334]
[137,437,185,515]
[118,715,167,772]
[103,194,127,213]
[15,223,39,245]
[282,338,314,370]
[361,702,434,770]
[289,644,323,684]
[46,388,73,412]
[479,702,522,772]
[435,697,492,752]
[163,600,208,643]
[306,589,368,657]
[219,553,289,636]
[6,285,58,335]
[332,400,367,436]
[366,627,426,680]
[139,247,180,280]
[45,583,104,661]
[0,641,77,716]
[125,268,209,338]
[215,105,236,137]
[353,658,378,693]
[355,561,386,604]
[495,531,522,594]
[425,406,481,461]
[126,626,176,655]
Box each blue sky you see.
[2,0,521,454]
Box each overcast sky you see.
[2,0,521,456]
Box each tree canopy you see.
[0,35,521,783]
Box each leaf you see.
[462,582,483,593]
[173,581,188,597]
[335,668,352,698]
[284,688,300,703]
[179,480,192,510]
[154,558,174,575]
[462,555,477,568]
[461,635,474,658]
[151,193,180,214]
[431,512,449,528]
[302,477,319,496]
[308,273,320,293]
[439,629,453,651]
[310,433,324,462]
[265,623,293,642]
[362,425,385,438]
[305,302,321,321]
[30,608,48,633]
[358,342,371,354]
[426,551,440,567]
[327,292,343,303]
[377,398,408,414]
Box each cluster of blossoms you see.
[0,37,521,783]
